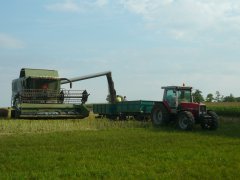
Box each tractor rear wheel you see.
[151,104,169,126]
[177,111,195,130]
[201,111,219,130]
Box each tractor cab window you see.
[178,90,192,103]
[164,89,177,108]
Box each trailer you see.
[93,100,155,120]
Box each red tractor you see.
[151,86,219,130]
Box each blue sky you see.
[1,0,240,106]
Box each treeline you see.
[192,90,240,103]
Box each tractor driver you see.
[41,83,49,103]
[42,83,48,89]
[178,90,189,103]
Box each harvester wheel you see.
[177,111,195,130]
[13,97,21,118]
[151,104,169,126]
[201,111,219,130]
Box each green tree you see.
[192,89,204,103]
[235,97,240,102]
[215,91,224,102]
[206,93,214,102]
[223,94,236,102]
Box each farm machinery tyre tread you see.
[201,111,219,130]
[13,96,21,118]
[151,104,169,127]
[177,111,195,130]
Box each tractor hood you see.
[179,102,201,111]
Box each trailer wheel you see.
[119,113,127,121]
[151,104,169,126]
[178,111,195,130]
[107,115,117,120]
[201,111,219,130]
[134,114,145,121]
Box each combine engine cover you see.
[11,68,89,119]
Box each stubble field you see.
[0,115,239,179]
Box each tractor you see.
[151,86,219,130]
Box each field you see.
[206,102,240,117]
[0,116,240,179]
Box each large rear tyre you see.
[178,111,195,130]
[151,104,169,126]
[201,111,219,130]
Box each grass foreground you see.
[0,117,240,179]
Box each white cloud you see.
[120,0,240,40]
[45,0,108,13]
[0,33,25,49]
[95,0,108,7]
[45,0,81,13]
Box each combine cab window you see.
[26,78,60,91]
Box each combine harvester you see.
[11,68,90,118]
[9,68,117,119]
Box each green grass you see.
[0,117,240,179]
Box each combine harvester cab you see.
[11,68,89,119]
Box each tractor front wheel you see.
[201,111,219,130]
[151,104,169,126]
[177,111,195,130]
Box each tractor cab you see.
[162,86,193,109]
[162,86,205,117]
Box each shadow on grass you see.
[148,117,240,139]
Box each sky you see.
[1,0,240,106]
